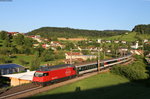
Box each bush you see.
[19,59,29,65]
[30,57,41,70]
[111,58,149,80]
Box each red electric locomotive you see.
[33,64,76,86]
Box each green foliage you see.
[0,31,8,40]
[111,58,149,80]
[132,24,150,34]
[30,57,41,70]
[27,27,129,38]
[104,32,137,42]
[12,34,25,45]
[0,47,11,55]
[0,55,12,64]
[81,50,90,55]
[54,51,65,59]
[41,49,55,62]
[65,42,75,50]
[19,59,29,65]
[34,45,45,57]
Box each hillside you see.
[103,32,150,42]
[27,27,129,38]
[132,24,150,34]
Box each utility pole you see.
[98,47,100,72]
[142,40,145,57]
[70,48,72,64]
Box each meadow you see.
[29,72,150,99]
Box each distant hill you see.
[27,27,129,39]
[132,24,150,34]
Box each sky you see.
[0,0,150,33]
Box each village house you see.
[65,52,97,61]
[64,58,84,64]
[130,49,143,55]
[114,40,120,43]
[50,41,65,49]
[7,32,19,36]
[105,40,111,43]
[131,41,139,49]
[97,39,102,43]
[144,39,148,43]
[28,35,43,43]
[33,44,39,48]
[88,47,98,51]
[42,44,50,49]
[121,41,127,44]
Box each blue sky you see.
[0,0,150,33]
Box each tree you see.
[19,59,29,66]
[24,37,34,47]
[12,34,24,45]
[0,31,8,40]
[65,42,75,50]
[132,24,150,34]
[41,49,55,62]
[30,57,41,70]
[34,45,45,57]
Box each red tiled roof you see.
[8,32,18,34]
[66,52,82,56]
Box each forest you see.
[27,27,129,38]
[132,24,150,34]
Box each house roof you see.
[8,32,18,34]
[0,64,24,69]
[2,71,35,81]
[66,52,82,56]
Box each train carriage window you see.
[100,63,104,67]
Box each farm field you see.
[28,73,150,99]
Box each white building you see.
[131,41,139,49]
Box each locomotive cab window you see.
[43,73,49,76]
[34,72,49,77]
[34,72,44,77]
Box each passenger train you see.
[32,54,132,86]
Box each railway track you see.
[0,83,41,99]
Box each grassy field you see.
[28,73,150,99]
[103,32,150,42]
[9,54,34,67]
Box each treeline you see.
[132,24,150,34]
[27,27,129,38]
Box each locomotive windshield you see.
[34,72,48,77]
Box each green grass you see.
[28,73,150,99]
[10,54,64,67]
[11,54,34,67]
[103,32,150,42]
[103,32,137,42]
